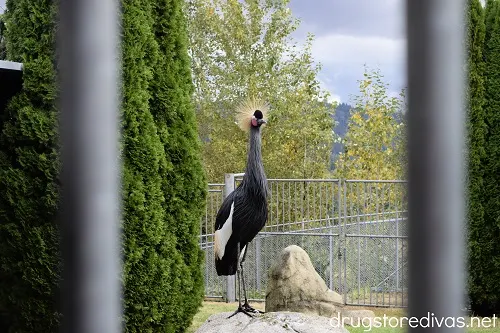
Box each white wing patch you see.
[214,202,234,259]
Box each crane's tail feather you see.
[215,243,239,276]
[215,257,238,276]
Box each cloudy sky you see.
[0,0,407,104]
[288,0,407,104]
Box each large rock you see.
[195,311,349,333]
[265,245,344,317]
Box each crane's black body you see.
[214,184,268,275]
[214,110,267,317]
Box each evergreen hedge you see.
[0,1,61,332]
[470,0,500,316]
[120,0,205,331]
[149,0,206,328]
[0,0,206,331]
[466,0,489,316]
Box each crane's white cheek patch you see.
[214,202,234,259]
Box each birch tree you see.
[186,0,337,181]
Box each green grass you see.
[188,301,499,333]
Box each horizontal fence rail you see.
[201,176,408,307]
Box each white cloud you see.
[307,33,407,103]
[312,34,406,68]
[325,93,341,104]
[318,77,341,104]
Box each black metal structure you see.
[0,60,23,116]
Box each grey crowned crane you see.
[214,99,269,318]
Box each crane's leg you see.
[240,243,264,314]
[227,242,253,318]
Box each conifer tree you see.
[471,0,500,316]
[0,1,60,331]
[0,0,206,331]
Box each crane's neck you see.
[242,126,267,198]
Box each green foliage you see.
[471,0,500,316]
[0,0,206,332]
[186,0,336,181]
[120,0,205,331]
[333,68,406,218]
[466,0,488,316]
[0,1,61,332]
[334,67,406,181]
[150,0,206,329]
[119,0,174,331]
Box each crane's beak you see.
[257,119,267,125]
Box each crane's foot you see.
[243,302,264,314]
[227,305,254,319]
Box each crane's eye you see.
[253,110,263,119]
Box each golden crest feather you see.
[235,97,269,132]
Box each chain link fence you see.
[200,176,408,307]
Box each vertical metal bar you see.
[210,189,215,296]
[345,182,349,229]
[403,239,406,307]
[381,183,386,306]
[301,182,305,229]
[306,183,311,227]
[201,192,205,246]
[270,181,274,230]
[218,187,224,296]
[343,246,347,305]
[337,180,342,293]
[224,174,236,302]
[356,183,361,304]
[313,182,316,227]
[407,0,466,329]
[330,182,333,228]
[319,182,322,228]
[288,181,291,232]
[205,238,209,295]
[328,181,333,289]
[342,181,347,304]
[363,182,367,305]
[255,237,261,291]
[276,181,280,231]
[282,181,285,231]
[329,234,333,290]
[293,182,299,230]
[396,195,400,291]
[59,0,121,332]
[374,184,379,306]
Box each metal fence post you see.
[255,237,262,291]
[407,0,466,329]
[338,179,344,300]
[396,209,400,291]
[341,180,348,304]
[224,173,236,302]
[329,234,333,290]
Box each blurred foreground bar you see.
[406,0,466,332]
[59,1,122,333]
